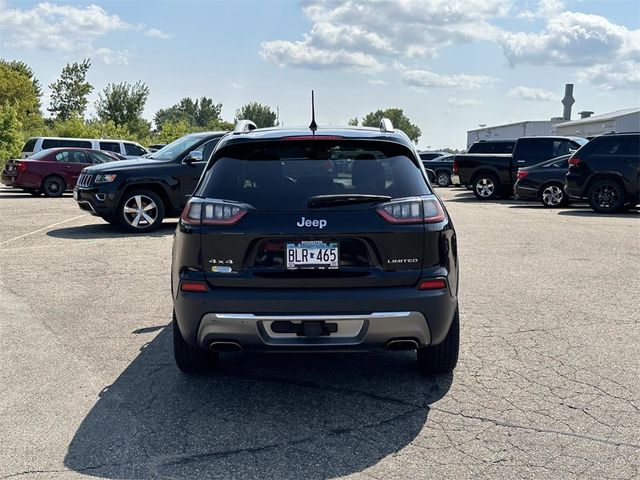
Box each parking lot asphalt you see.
[0,185,638,479]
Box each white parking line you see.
[0,214,89,247]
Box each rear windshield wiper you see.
[307,194,391,208]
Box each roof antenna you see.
[309,90,318,133]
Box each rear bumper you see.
[174,285,457,352]
[513,182,538,200]
[565,172,587,199]
[1,173,16,186]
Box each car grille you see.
[77,173,93,187]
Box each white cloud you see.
[230,82,244,89]
[507,86,557,101]
[576,61,640,91]
[368,79,387,85]
[260,0,511,71]
[448,97,483,107]
[144,28,172,40]
[402,69,499,89]
[0,1,169,64]
[259,40,382,71]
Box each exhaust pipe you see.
[210,341,243,352]
[386,339,419,351]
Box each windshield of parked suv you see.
[199,140,429,211]
[148,135,206,161]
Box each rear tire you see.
[173,312,217,373]
[587,179,625,213]
[435,172,451,188]
[41,176,66,198]
[472,173,501,200]
[417,308,459,374]
[539,182,569,208]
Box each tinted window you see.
[55,151,88,163]
[200,141,428,212]
[590,136,640,156]
[419,153,444,160]
[124,143,147,156]
[43,139,91,149]
[88,151,117,164]
[22,138,37,152]
[100,142,121,153]
[194,138,220,162]
[468,141,515,154]
[517,138,553,160]
[553,141,573,157]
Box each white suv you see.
[21,137,149,159]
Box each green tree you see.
[347,117,359,126]
[154,97,222,130]
[96,81,150,127]
[0,62,41,132]
[153,120,193,144]
[235,102,277,128]
[0,59,42,108]
[0,104,24,168]
[48,59,93,120]
[361,108,422,143]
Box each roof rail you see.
[233,120,257,135]
[380,117,394,133]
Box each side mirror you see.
[184,150,203,164]
[425,168,436,183]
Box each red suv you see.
[1,148,119,197]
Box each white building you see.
[552,107,640,138]
[466,120,559,148]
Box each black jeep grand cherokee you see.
[74,132,225,232]
[171,120,459,374]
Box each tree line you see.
[1,58,422,166]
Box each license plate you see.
[286,241,339,269]
[73,189,79,200]
[7,165,14,172]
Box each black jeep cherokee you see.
[565,132,639,213]
[171,120,459,374]
[74,132,225,232]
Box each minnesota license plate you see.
[286,241,339,269]
[73,189,79,200]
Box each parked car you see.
[419,151,449,161]
[20,136,149,159]
[1,148,119,197]
[453,136,588,200]
[171,119,459,374]
[565,132,639,213]
[513,155,571,207]
[73,131,225,232]
[466,139,516,154]
[422,154,456,187]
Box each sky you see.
[0,0,639,149]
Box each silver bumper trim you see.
[197,311,430,350]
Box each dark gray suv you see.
[171,120,460,374]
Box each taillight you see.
[568,157,582,167]
[418,278,447,290]
[181,199,248,226]
[180,280,209,292]
[16,162,27,172]
[452,158,458,175]
[516,169,529,179]
[376,197,446,224]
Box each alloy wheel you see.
[592,183,620,209]
[122,194,158,228]
[436,173,450,187]
[475,178,495,198]
[541,185,564,206]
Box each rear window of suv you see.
[468,141,515,154]
[199,140,428,211]
[589,135,640,155]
